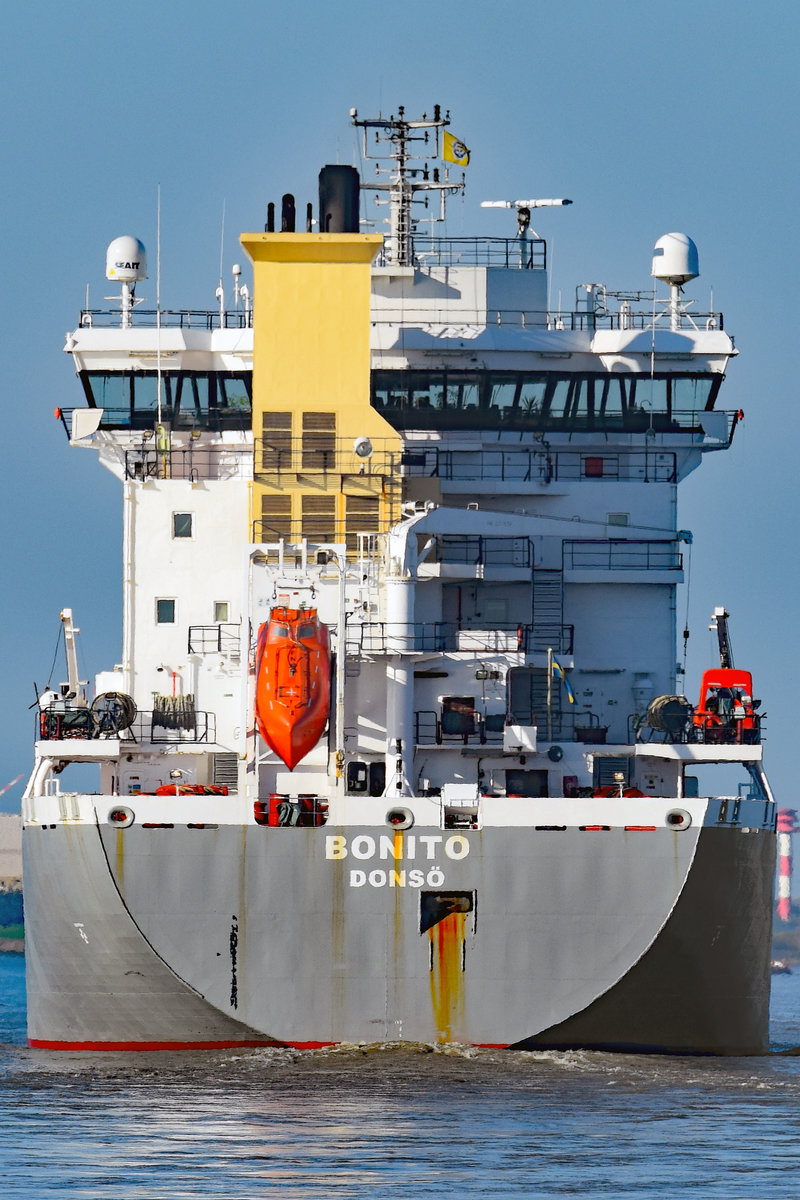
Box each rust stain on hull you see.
[429,911,466,1041]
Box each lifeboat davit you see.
[254,607,331,770]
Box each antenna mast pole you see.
[156,185,162,427]
[351,105,465,266]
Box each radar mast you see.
[351,105,465,266]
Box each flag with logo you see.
[552,659,575,704]
[443,130,470,166]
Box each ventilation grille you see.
[593,757,629,789]
[345,493,380,551]
[212,753,239,792]
[260,412,292,473]
[302,494,336,542]
[302,412,336,470]
[260,494,292,541]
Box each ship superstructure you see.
[23,109,775,1053]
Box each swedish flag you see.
[443,130,470,166]
[552,659,575,704]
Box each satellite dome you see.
[651,232,699,286]
[105,236,147,283]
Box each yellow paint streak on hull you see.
[115,828,124,888]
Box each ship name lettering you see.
[446,835,470,860]
[349,867,446,889]
[327,834,471,864]
[351,835,376,860]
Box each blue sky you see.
[1,1,798,814]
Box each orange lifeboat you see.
[254,607,331,770]
[693,667,758,744]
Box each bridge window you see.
[79,370,252,430]
[372,370,720,432]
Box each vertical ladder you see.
[532,570,564,652]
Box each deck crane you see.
[694,607,759,743]
[710,606,733,669]
[59,608,88,705]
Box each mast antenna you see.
[156,184,163,428]
[215,198,226,326]
[351,105,465,266]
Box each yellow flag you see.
[443,130,470,166]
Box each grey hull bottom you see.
[23,823,275,1049]
[23,816,775,1054]
[517,828,776,1054]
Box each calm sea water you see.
[2,953,800,1198]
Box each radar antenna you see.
[480,198,573,268]
[350,105,465,267]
